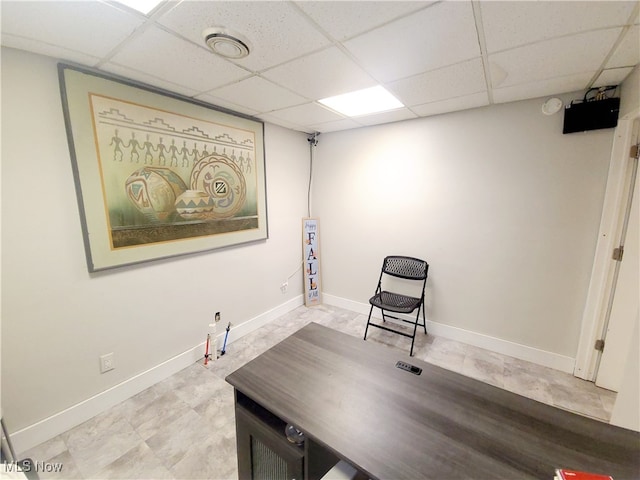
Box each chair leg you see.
[421,303,427,334]
[364,304,375,340]
[410,310,421,356]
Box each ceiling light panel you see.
[354,107,418,127]
[114,0,163,15]
[319,86,404,117]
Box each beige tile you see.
[130,390,192,441]
[21,451,81,480]
[461,348,505,388]
[416,336,466,373]
[111,385,163,422]
[94,441,172,479]
[145,409,210,470]
[171,365,230,409]
[419,348,465,374]
[599,389,617,417]
[193,383,236,433]
[62,409,142,478]
[551,384,609,421]
[21,435,67,463]
[169,423,237,480]
[503,361,554,405]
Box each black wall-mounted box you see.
[563,97,620,134]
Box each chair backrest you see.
[382,256,428,280]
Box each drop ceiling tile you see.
[489,28,622,88]
[492,72,593,104]
[480,1,636,54]
[156,1,330,72]
[267,102,345,126]
[606,25,640,68]
[352,107,418,126]
[388,58,486,107]
[306,118,362,133]
[258,113,310,133]
[1,33,101,66]
[411,92,489,117]
[344,1,480,82]
[100,62,200,98]
[262,47,376,100]
[294,1,432,41]
[0,1,144,57]
[208,76,307,113]
[593,67,635,87]
[193,92,261,118]
[109,25,250,93]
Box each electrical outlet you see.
[280,282,288,294]
[100,353,115,373]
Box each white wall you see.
[1,45,632,449]
[1,48,309,438]
[314,95,613,358]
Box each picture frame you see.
[58,64,268,272]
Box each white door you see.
[596,136,640,391]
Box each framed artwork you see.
[59,64,267,272]
[302,218,321,306]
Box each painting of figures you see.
[60,65,267,271]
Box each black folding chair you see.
[364,255,429,356]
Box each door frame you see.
[574,109,640,381]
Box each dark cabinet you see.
[235,392,304,480]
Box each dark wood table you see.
[226,323,640,479]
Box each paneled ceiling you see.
[2,1,639,133]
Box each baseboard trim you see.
[323,293,575,374]
[11,345,203,456]
[215,294,304,350]
[11,295,304,455]
[12,293,573,453]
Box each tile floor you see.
[20,305,616,479]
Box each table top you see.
[226,323,640,480]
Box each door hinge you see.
[612,246,624,261]
[631,144,639,159]
[595,339,605,352]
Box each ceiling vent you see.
[203,28,251,59]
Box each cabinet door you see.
[235,406,304,480]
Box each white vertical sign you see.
[303,218,321,306]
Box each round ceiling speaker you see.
[203,27,251,59]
